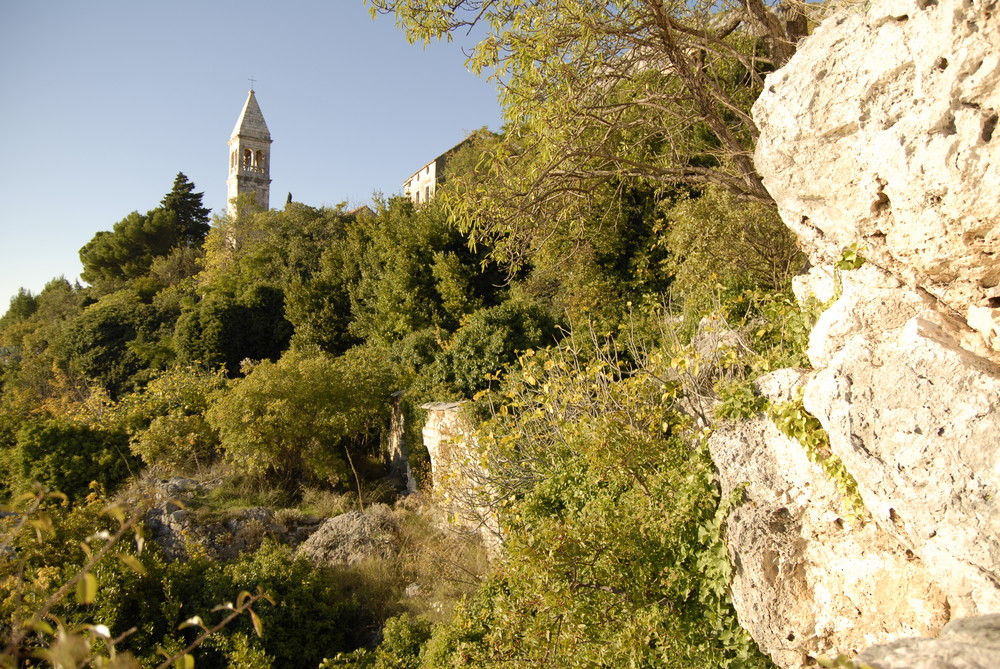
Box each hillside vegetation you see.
[0,1,820,666]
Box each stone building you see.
[227,90,272,216]
[402,138,471,205]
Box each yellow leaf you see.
[79,541,93,560]
[174,654,195,669]
[103,503,127,526]
[76,572,98,605]
[178,616,204,630]
[117,553,147,576]
[250,609,264,638]
[27,619,54,635]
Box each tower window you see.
[243,149,252,168]
[255,150,265,169]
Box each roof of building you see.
[231,89,271,141]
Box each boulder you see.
[857,614,1000,669]
[297,503,399,567]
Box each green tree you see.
[0,278,87,448]
[346,197,503,345]
[58,289,162,398]
[444,301,559,396]
[200,202,349,291]
[80,175,211,289]
[664,185,804,302]
[160,172,211,246]
[79,209,182,287]
[175,285,292,376]
[205,347,393,487]
[0,289,38,330]
[371,0,807,276]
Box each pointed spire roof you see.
[231,89,270,141]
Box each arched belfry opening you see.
[226,89,272,216]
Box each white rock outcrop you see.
[856,614,1000,669]
[711,371,949,668]
[716,0,1000,664]
[420,402,501,552]
[296,504,399,567]
[754,0,1000,348]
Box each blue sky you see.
[0,1,502,311]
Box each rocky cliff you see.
[715,0,1000,665]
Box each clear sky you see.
[0,1,503,311]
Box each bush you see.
[206,347,393,488]
[410,339,773,668]
[373,614,431,669]
[133,411,218,473]
[664,187,803,306]
[13,418,135,499]
[444,301,559,396]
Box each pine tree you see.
[160,172,211,246]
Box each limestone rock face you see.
[753,0,1000,345]
[711,371,949,668]
[724,0,1000,664]
[804,296,1000,616]
[857,615,1000,669]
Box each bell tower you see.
[227,89,272,216]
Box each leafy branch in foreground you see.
[0,486,272,669]
[157,588,274,669]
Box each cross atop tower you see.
[248,75,256,90]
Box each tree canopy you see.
[160,172,212,246]
[370,0,806,271]
[79,173,211,288]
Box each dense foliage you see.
[0,1,828,666]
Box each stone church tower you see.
[227,89,271,216]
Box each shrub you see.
[408,339,773,668]
[132,411,218,473]
[13,418,135,499]
[664,187,803,306]
[206,347,393,488]
[444,301,559,396]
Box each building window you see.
[243,149,252,168]
[415,191,420,204]
[425,186,430,202]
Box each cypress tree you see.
[160,172,211,246]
